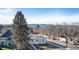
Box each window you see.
[36,40,39,42]
[42,39,44,42]
[1,42,4,45]
[8,43,11,46]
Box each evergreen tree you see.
[0,24,3,31]
[12,11,32,50]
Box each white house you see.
[0,29,14,48]
[29,34,47,44]
[0,37,13,47]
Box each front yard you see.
[1,48,12,50]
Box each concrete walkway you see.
[48,39,79,50]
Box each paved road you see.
[47,41,65,49]
[31,39,79,50]
[48,39,79,50]
[31,41,66,50]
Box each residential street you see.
[48,39,79,50]
[31,41,66,50]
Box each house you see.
[0,29,14,48]
[29,34,47,44]
[0,37,13,47]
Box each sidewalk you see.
[48,39,79,49]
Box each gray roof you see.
[29,34,48,40]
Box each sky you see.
[0,8,79,24]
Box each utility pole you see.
[64,23,68,48]
[66,37,68,48]
[65,26,68,48]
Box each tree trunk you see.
[16,42,32,50]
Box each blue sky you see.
[0,8,79,24]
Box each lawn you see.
[2,48,12,50]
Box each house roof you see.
[29,34,40,39]
[0,29,12,37]
[29,34,48,40]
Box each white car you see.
[59,37,66,42]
